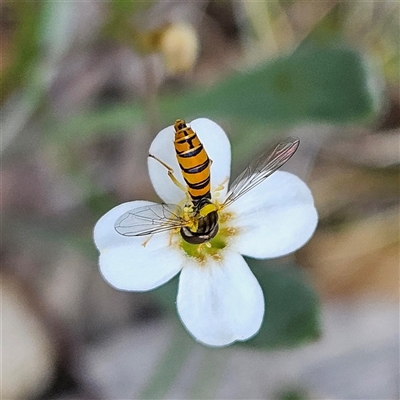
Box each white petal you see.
[94,200,184,291]
[99,232,184,291]
[94,200,156,251]
[177,252,264,346]
[148,118,231,204]
[229,171,318,259]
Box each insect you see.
[115,119,300,245]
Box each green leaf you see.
[152,275,179,313]
[240,260,321,349]
[161,47,379,125]
[44,104,143,144]
[1,2,42,101]
[298,3,347,49]
[46,47,379,144]
[139,321,195,400]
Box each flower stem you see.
[186,347,227,399]
[139,321,195,399]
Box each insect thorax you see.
[180,198,219,244]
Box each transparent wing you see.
[222,137,300,208]
[114,203,186,237]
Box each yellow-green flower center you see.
[179,225,237,263]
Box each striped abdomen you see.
[174,119,211,203]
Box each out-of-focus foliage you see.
[2,0,398,398]
[160,47,377,123]
[0,3,41,99]
[44,47,378,155]
[243,261,321,349]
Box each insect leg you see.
[141,234,154,247]
[148,154,188,194]
[213,176,229,198]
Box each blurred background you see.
[2,1,399,399]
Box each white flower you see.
[94,118,318,347]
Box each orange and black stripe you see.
[174,119,211,203]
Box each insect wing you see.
[114,203,185,236]
[223,137,300,208]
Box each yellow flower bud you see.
[158,23,199,74]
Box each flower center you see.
[179,211,237,263]
[180,233,226,261]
